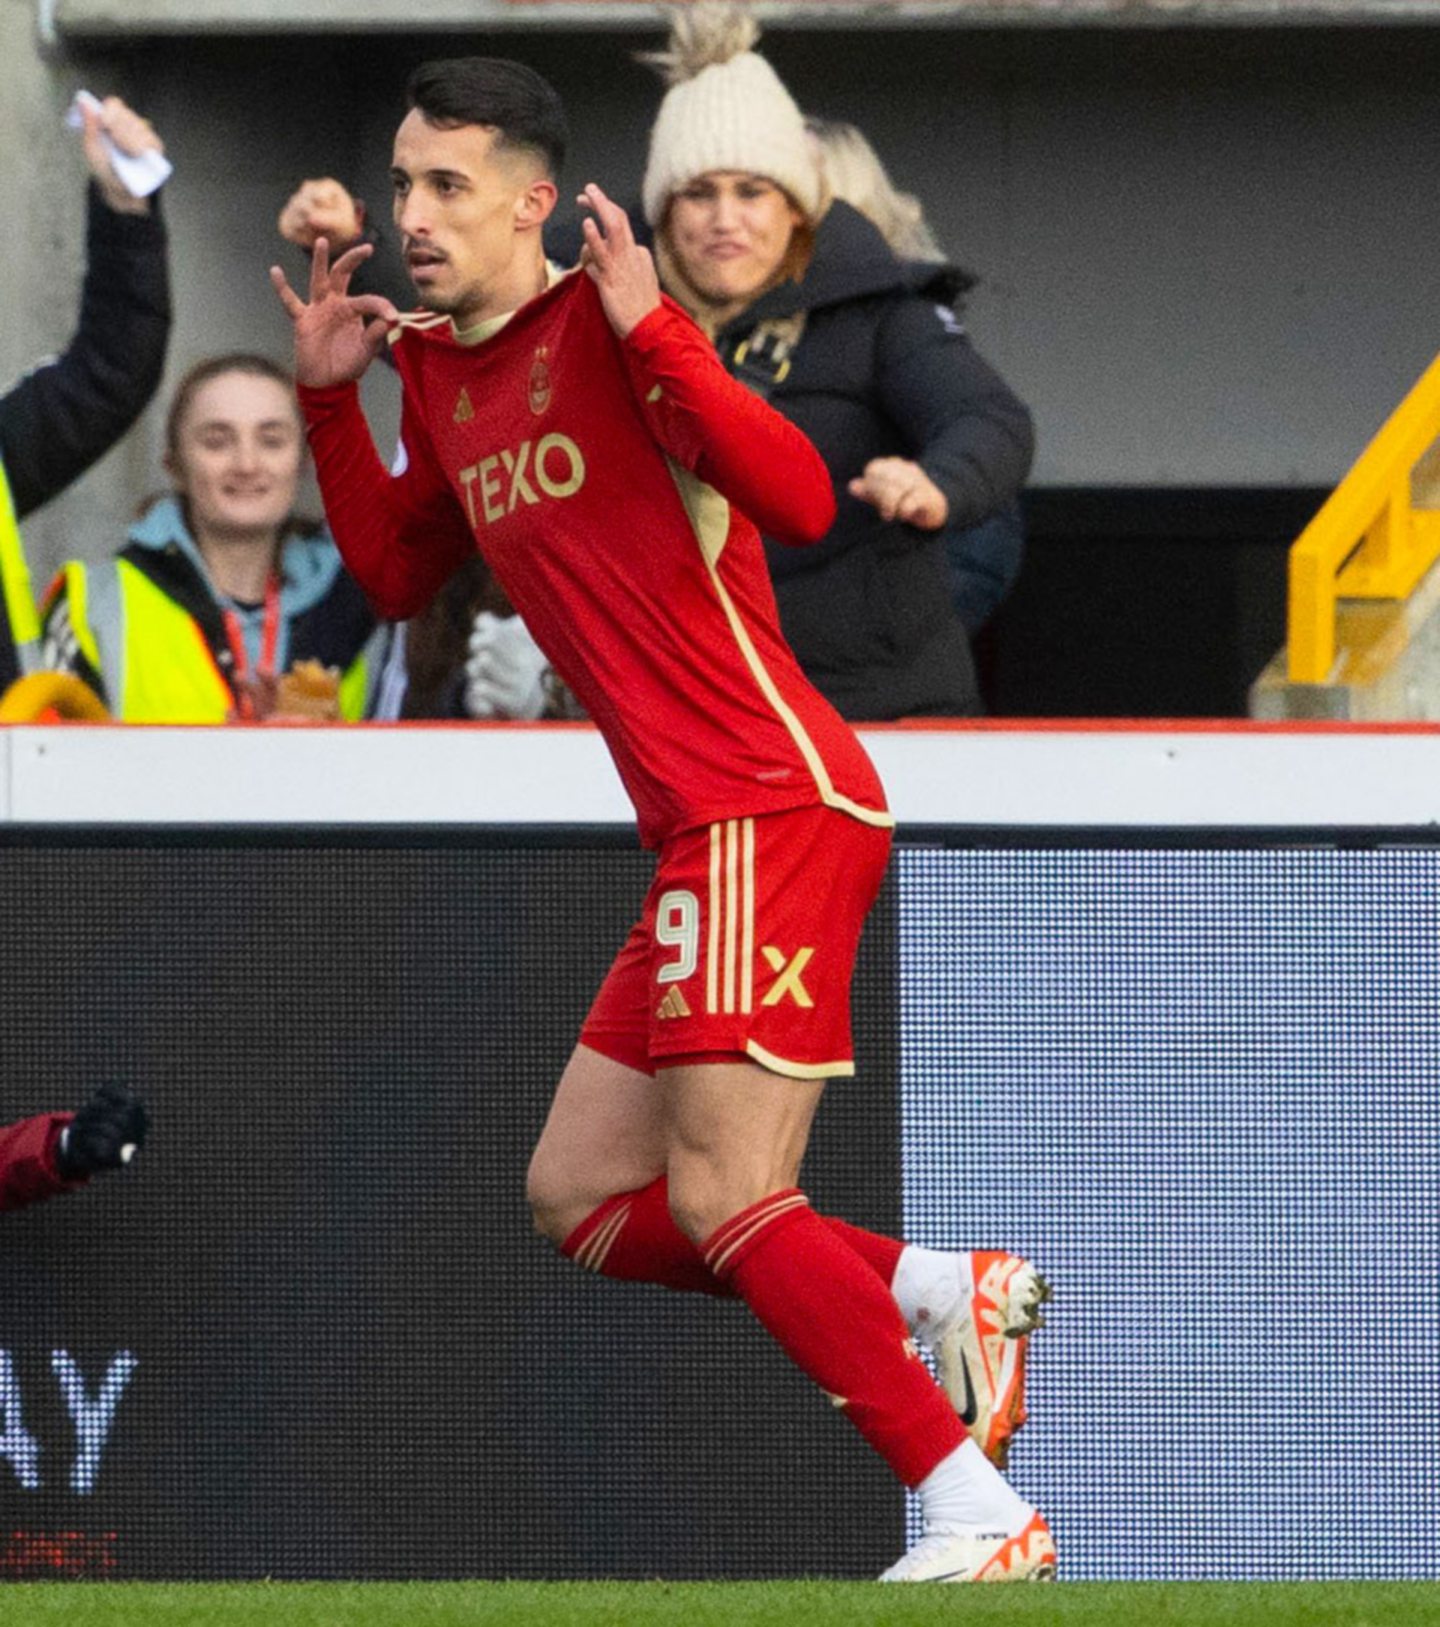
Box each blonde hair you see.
[804,117,945,263]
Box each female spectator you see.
[40,354,381,722]
[640,5,1033,718]
[804,115,1027,637]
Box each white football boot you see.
[879,1509,1057,1583]
[911,1251,1050,1468]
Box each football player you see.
[272,55,1051,1583]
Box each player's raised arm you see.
[577,183,661,339]
[578,187,834,547]
[269,237,399,388]
[269,241,474,619]
[294,382,477,624]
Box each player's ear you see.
[515,176,558,232]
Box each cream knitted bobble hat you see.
[641,3,823,228]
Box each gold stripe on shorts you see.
[707,823,722,1016]
[707,818,755,1016]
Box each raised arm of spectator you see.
[0,97,171,520]
[578,184,835,547]
[278,176,412,319]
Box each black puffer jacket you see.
[713,202,1034,720]
[0,185,171,689]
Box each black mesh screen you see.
[0,836,902,1580]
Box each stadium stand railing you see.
[1251,346,1440,720]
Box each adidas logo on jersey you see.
[454,387,475,424]
[656,986,691,1020]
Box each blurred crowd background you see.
[3,0,1439,719]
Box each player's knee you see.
[525,1153,578,1246]
[667,1161,747,1246]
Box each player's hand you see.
[464,612,549,720]
[82,96,164,217]
[278,178,365,254]
[848,457,949,530]
[577,183,661,340]
[56,1082,149,1179]
[269,236,400,389]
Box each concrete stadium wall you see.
[3,6,1439,581]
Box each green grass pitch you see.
[8,1582,1440,1627]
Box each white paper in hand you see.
[66,90,172,199]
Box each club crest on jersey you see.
[529,346,552,414]
[454,386,475,424]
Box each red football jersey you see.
[301,271,890,846]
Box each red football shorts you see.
[580,804,893,1080]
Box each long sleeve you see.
[872,296,1034,532]
[298,378,477,621]
[621,298,836,546]
[0,1113,82,1214]
[0,186,171,520]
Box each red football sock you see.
[562,1178,906,1297]
[701,1189,964,1488]
[821,1217,905,1285]
[562,1177,729,1296]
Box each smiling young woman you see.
[38,354,383,722]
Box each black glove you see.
[55,1082,149,1179]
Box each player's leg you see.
[669,807,1047,1470]
[526,1040,668,1246]
[662,1055,1052,1583]
[542,1075,1049,1431]
[526,919,732,1295]
[663,1057,960,1487]
[526,1038,731,1298]
[529,859,922,1302]
[536,817,1047,1466]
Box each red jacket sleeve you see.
[0,1113,83,1214]
[620,297,836,547]
[298,378,477,621]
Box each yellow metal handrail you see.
[1288,347,1440,683]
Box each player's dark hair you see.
[406,57,568,179]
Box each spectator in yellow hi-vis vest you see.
[41,354,382,722]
